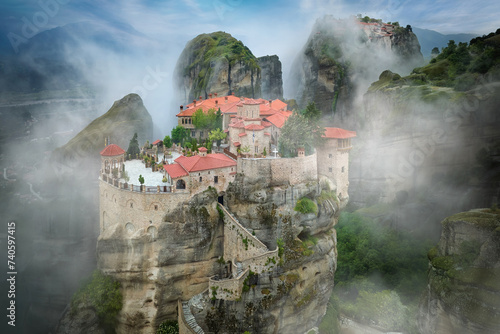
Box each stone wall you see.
[177,300,197,334]
[317,144,351,199]
[209,268,249,301]
[237,153,318,186]
[187,165,236,196]
[240,248,279,274]
[99,179,190,236]
[220,204,269,263]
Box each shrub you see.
[70,270,122,329]
[157,320,179,334]
[294,197,318,215]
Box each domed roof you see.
[100,144,126,156]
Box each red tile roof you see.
[100,144,126,156]
[164,164,189,178]
[238,133,248,137]
[152,139,162,145]
[233,142,241,147]
[264,132,271,136]
[175,153,236,173]
[198,147,207,152]
[245,124,265,131]
[265,110,293,129]
[323,127,357,139]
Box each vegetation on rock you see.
[70,270,122,331]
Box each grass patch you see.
[294,197,318,215]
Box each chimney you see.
[214,93,218,97]
[215,100,218,107]
[225,96,228,102]
[209,93,212,98]
[180,105,183,111]
[297,147,305,157]
[198,147,207,157]
[193,100,197,107]
[269,100,272,108]
[231,92,235,96]
[199,96,203,101]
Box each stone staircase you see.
[181,300,205,334]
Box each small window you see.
[341,166,345,173]
[328,153,333,158]
[154,205,158,211]
[199,131,203,138]
[199,176,202,182]
[214,176,218,184]
[191,130,196,137]
[130,202,133,208]
[231,167,233,171]
[328,167,332,173]
[208,171,210,174]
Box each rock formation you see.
[52,93,153,178]
[417,209,500,334]
[174,31,283,103]
[258,55,283,100]
[288,15,423,116]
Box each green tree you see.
[208,128,227,147]
[171,125,189,145]
[431,47,440,57]
[215,108,223,130]
[163,135,172,148]
[70,270,122,329]
[301,102,321,121]
[127,133,140,157]
[278,111,324,157]
[192,108,217,131]
[157,320,179,334]
[138,174,145,185]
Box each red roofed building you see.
[317,127,357,200]
[264,110,293,146]
[100,144,126,177]
[227,99,276,156]
[176,93,291,141]
[163,149,237,194]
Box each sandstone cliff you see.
[288,15,423,116]
[183,171,339,334]
[174,31,283,102]
[417,209,500,334]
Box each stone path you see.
[182,300,205,334]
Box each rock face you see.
[417,209,500,334]
[288,15,423,115]
[258,55,283,100]
[187,172,338,334]
[52,93,153,178]
[174,31,283,102]
[97,188,223,333]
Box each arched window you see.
[176,179,186,189]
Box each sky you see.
[0,0,498,135]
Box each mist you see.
[0,0,499,333]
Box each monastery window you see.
[130,202,133,208]
[208,171,210,174]
[329,167,333,173]
[154,205,158,211]
[214,176,218,184]
[342,166,345,173]
[329,153,333,158]
[231,168,233,171]
[176,179,186,189]
[199,131,203,138]
[189,118,192,124]
[199,176,202,182]
[182,118,184,124]
[191,130,196,137]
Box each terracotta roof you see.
[265,110,293,129]
[245,124,265,131]
[175,153,236,173]
[152,139,162,145]
[164,164,189,178]
[264,132,271,136]
[323,127,357,139]
[198,147,208,152]
[243,99,262,105]
[100,144,126,156]
[238,133,248,137]
[233,142,241,147]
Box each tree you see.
[208,128,227,147]
[127,133,140,157]
[171,125,189,145]
[192,108,217,131]
[138,174,144,185]
[215,108,223,130]
[163,135,172,148]
[301,101,321,121]
[431,47,440,57]
[278,111,325,157]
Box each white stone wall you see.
[99,179,190,236]
[317,142,351,199]
[187,165,236,195]
[209,269,249,301]
[237,153,318,186]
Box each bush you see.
[294,197,318,215]
[157,320,179,334]
[70,270,122,329]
